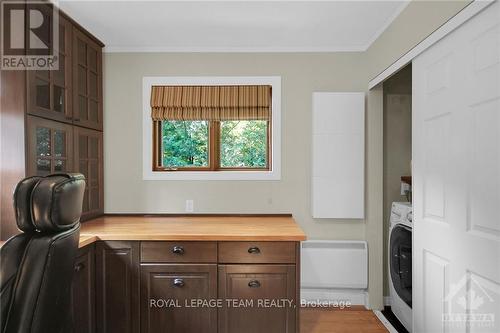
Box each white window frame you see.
[142,76,281,181]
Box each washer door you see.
[390,224,412,307]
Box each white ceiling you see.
[59,0,409,52]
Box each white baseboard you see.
[301,288,368,308]
[384,296,391,307]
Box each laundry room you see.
[382,64,413,333]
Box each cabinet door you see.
[218,265,296,333]
[74,126,103,220]
[140,264,217,333]
[73,27,103,131]
[27,115,73,176]
[70,244,95,333]
[95,241,140,333]
[27,12,73,123]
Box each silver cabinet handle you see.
[248,247,260,254]
[172,246,185,255]
[173,278,185,287]
[248,280,261,288]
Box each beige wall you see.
[103,0,472,310]
[104,53,368,240]
[365,85,384,309]
[104,52,388,307]
[366,0,471,80]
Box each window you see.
[220,120,268,168]
[151,85,271,171]
[143,77,281,181]
[161,120,209,168]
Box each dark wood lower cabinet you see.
[70,244,95,333]
[218,265,297,333]
[140,264,217,333]
[95,241,140,333]
[72,241,299,333]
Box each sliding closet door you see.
[413,2,499,332]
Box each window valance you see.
[150,85,271,121]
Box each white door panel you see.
[413,2,500,332]
[423,250,450,333]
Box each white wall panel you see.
[311,92,365,218]
[301,240,368,289]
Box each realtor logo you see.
[1,0,59,70]
[443,274,499,331]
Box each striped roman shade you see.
[150,85,271,121]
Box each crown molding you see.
[368,0,494,89]
[362,0,411,51]
[103,45,368,53]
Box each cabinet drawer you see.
[218,242,296,264]
[141,241,217,263]
[141,264,217,333]
[218,264,296,333]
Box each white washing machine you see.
[388,202,412,332]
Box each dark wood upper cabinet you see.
[70,244,95,333]
[0,0,104,239]
[218,265,297,333]
[26,106,104,221]
[73,28,103,131]
[140,264,217,333]
[26,115,73,176]
[74,126,103,220]
[21,9,105,225]
[95,241,140,333]
[27,13,73,124]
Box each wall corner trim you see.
[368,0,494,89]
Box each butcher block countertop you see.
[78,215,306,247]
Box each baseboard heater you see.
[301,240,368,307]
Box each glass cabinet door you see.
[74,126,103,219]
[27,116,73,176]
[73,28,103,131]
[27,12,73,124]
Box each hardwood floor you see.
[300,308,388,333]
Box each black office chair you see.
[0,173,85,333]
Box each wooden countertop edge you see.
[78,234,306,247]
[102,213,294,217]
[2,232,306,249]
[3,235,307,250]
[78,235,99,248]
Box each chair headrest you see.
[14,173,86,233]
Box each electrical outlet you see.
[185,200,194,213]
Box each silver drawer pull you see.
[248,247,261,254]
[74,263,85,272]
[173,278,185,287]
[172,246,185,255]
[248,280,261,288]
